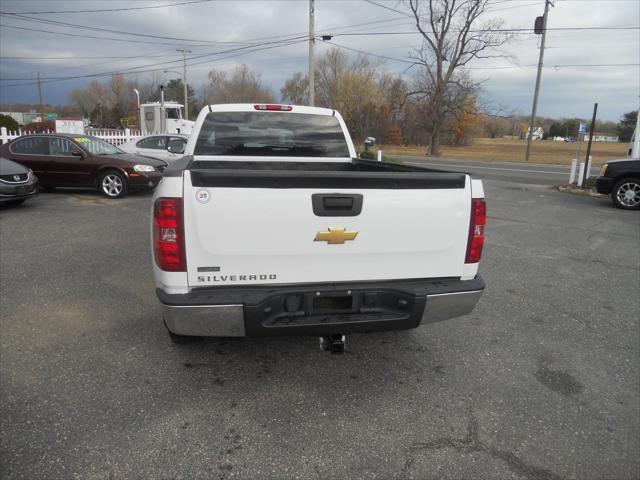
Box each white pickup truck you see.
[151,104,485,352]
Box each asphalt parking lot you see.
[1,179,639,480]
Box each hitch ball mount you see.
[320,334,346,354]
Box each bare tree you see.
[134,73,163,103]
[280,72,308,104]
[202,64,273,104]
[407,0,513,155]
[69,88,97,118]
[483,115,511,138]
[378,73,409,123]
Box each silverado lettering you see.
[197,274,277,283]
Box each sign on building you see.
[55,119,84,134]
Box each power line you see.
[0,16,425,64]
[1,0,213,15]
[487,2,540,12]
[0,39,293,82]
[322,40,415,64]
[0,12,238,45]
[3,11,312,47]
[0,38,309,88]
[0,36,307,81]
[0,12,417,50]
[328,26,640,36]
[0,54,184,60]
[362,0,413,18]
[0,23,210,46]
[323,40,640,70]
[318,16,410,33]
[488,0,636,2]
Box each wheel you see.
[99,170,128,199]
[611,177,640,210]
[40,185,55,192]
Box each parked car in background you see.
[595,158,640,210]
[0,156,39,205]
[118,134,188,162]
[0,134,167,199]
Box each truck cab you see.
[140,101,195,135]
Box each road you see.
[1,181,639,480]
[396,155,601,185]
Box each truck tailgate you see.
[183,169,471,287]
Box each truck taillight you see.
[465,199,486,264]
[153,197,186,272]
[254,104,293,111]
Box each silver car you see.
[0,156,39,205]
[118,134,188,162]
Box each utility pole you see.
[581,102,598,188]
[525,0,552,162]
[176,49,191,119]
[36,71,43,113]
[308,0,315,106]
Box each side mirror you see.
[71,148,84,157]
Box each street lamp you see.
[163,69,188,120]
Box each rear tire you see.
[99,170,128,199]
[611,177,640,210]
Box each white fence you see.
[0,127,146,146]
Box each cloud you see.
[1,0,638,120]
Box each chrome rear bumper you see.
[160,279,484,338]
[163,304,245,337]
[423,290,484,323]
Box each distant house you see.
[526,126,544,140]
[0,111,43,125]
[581,133,619,142]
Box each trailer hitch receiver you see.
[320,335,346,354]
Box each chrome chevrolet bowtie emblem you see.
[314,227,358,245]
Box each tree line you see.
[64,48,486,149]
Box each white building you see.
[580,133,619,142]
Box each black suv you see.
[595,158,640,210]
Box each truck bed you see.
[166,157,467,189]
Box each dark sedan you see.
[0,156,39,205]
[0,134,167,198]
[595,158,640,210]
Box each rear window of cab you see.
[194,112,350,158]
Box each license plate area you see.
[250,288,419,330]
[312,294,353,313]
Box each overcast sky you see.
[0,0,638,121]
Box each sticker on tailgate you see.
[195,189,210,203]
